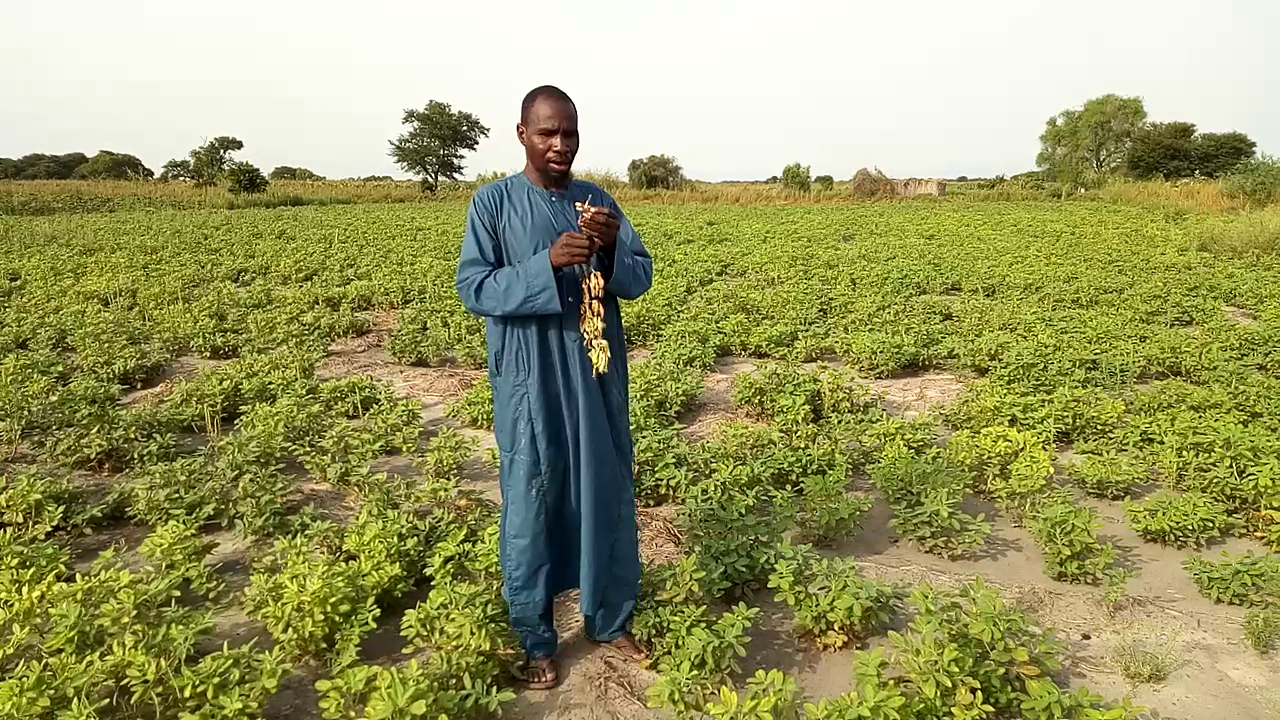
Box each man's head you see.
[518,85,579,187]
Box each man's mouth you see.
[547,157,571,172]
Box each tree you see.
[0,152,89,180]
[190,136,245,187]
[781,163,811,192]
[389,100,489,193]
[627,154,686,190]
[158,159,195,182]
[1195,131,1256,178]
[269,166,323,181]
[1036,94,1147,187]
[72,150,154,180]
[226,161,269,195]
[160,136,247,186]
[1126,123,1257,180]
[1125,121,1199,179]
[814,174,835,190]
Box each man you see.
[455,85,654,689]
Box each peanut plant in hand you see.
[9,195,1279,718]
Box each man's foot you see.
[512,656,559,690]
[595,633,648,662]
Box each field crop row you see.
[2,200,1279,718]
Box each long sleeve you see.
[598,196,653,301]
[456,188,564,318]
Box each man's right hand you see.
[550,232,595,269]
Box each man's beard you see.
[539,164,573,188]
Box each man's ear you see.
[516,123,527,147]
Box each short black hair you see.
[520,85,576,125]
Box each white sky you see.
[4,0,1276,182]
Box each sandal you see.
[590,633,649,662]
[511,656,560,690]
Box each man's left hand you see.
[580,206,620,250]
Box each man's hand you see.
[550,232,595,269]
[579,205,621,249]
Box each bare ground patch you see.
[840,495,1280,720]
[639,504,684,566]
[1223,305,1259,328]
[678,357,758,440]
[317,348,484,409]
[121,356,227,407]
[328,309,401,355]
[863,372,967,418]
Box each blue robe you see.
[455,172,654,654]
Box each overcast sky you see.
[4,0,1276,182]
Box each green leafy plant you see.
[1126,491,1233,549]
[446,376,495,429]
[1028,499,1117,584]
[948,425,1054,518]
[1068,451,1146,500]
[1183,551,1279,607]
[768,542,898,651]
[869,446,992,560]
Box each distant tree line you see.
[1036,94,1258,187]
[0,151,153,180]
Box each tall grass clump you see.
[1192,207,1280,259]
[1096,179,1242,213]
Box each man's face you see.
[518,96,579,183]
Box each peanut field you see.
[2,198,1279,720]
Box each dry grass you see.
[1110,633,1181,686]
[1096,178,1245,213]
[638,505,684,566]
[2,175,1261,216]
[1192,207,1280,259]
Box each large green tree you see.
[72,150,154,180]
[159,136,247,186]
[1125,122,1199,179]
[1194,131,1257,178]
[1036,94,1148,187]
[1126,123,1257,179]
[627,154,686,190]
[268,166,324,181]
[0,152,89,180]
[781,162,812,193]
[389,100,489,192]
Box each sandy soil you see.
[84,339,1279,720]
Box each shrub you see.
[781,163,811,193]
[850,167,896,199]
[226,161,269,195]
[814,174,835,190]
[1222,154,1280,207]
[269,166,324,181]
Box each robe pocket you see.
[492,375,543,483]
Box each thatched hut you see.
[893,178,948,197]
